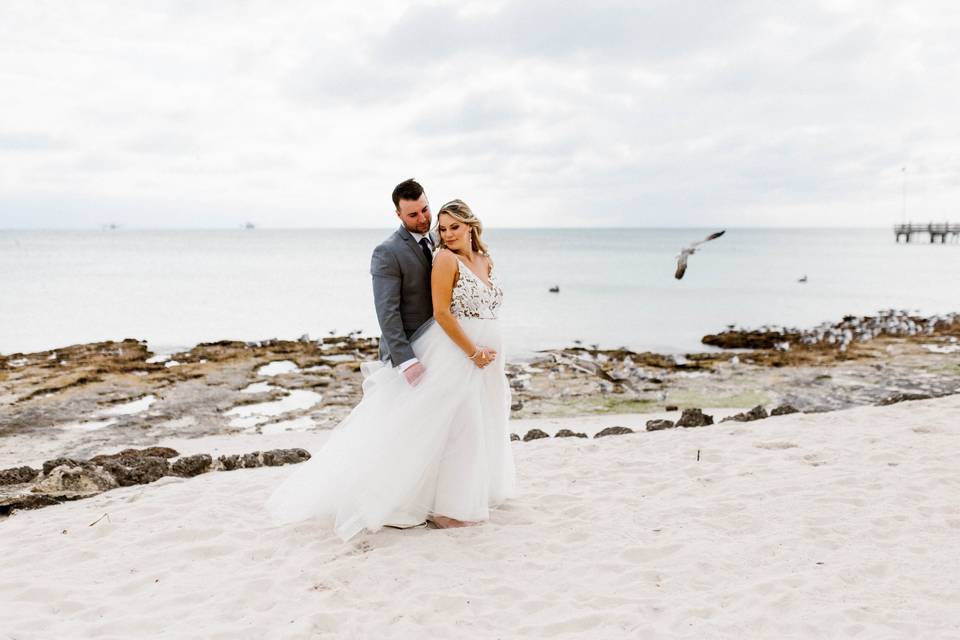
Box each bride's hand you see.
[470,347,497,368]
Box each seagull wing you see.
[676,231,724,279]
[674,252,689,279]
[689,229,726,250]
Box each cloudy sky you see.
[1,0,959,228]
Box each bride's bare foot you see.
[428,515,481,529]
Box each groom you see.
[371,178,437,387]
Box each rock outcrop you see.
[676,408,714,428]
[0,446,311,515]
[645,419,676,432]
[877,392,933,406]
[721,405,769,423]
[0,466,39,485]
[555,429,588,438]
[770,404,799,416]
[595,426,634,438]
[523,429,550,442]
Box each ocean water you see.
[1,228,958,358]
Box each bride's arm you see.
[431,250,493,366]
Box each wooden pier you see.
[894,222,960,243]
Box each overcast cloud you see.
[1,0,959,228]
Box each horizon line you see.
[0,224,920,232]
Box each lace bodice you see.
[450,256,503,320]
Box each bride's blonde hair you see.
[436,199,489,255]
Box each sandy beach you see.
[2,395,959,638]
[6,2,960,635]
[2,315,958,638]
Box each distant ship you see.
[244,222,256,230]
[103,223,120,230]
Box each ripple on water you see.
[257,360,301,376]
[98,395,156,417]
[60,418,118,431]
[240,382,275,394]
[226,389,322,429]
[261,416,316,434]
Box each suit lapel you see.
[397,225,430,268]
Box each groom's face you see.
[396,194,432,235]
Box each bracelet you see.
[468,348,481,360]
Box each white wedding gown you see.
[266,256,517,541]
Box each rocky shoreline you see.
[0,446,310,515]
[1,310,958,515]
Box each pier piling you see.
[894,222,960,243]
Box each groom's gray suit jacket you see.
[371,225,436,366]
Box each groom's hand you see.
[403,362,426,386]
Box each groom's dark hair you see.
[392,178,425,210]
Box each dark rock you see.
[555,429,588,438]
[510,401,524,411]
[510,433,520,442]
[261,448,311,466]
[701,330,799,350]
[218,454,241,470]
[665,405,679,412]
[97,457,169,486]
[677,408,714,428]
[89,447,179,465]
[771,404,799,416]
[41,457,85,475]
[218,452,264,470]
[1,445,312,516]
[645,419,676,432]
[594,426,634,438]
[0,466,40,485]
[877,392,932,406]
[723,405,769,423]
[744,405,769,420]
[171,454,213,477]
[32,463,118,495]
[523,429,550,442]
[0,493,61,514]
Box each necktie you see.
[418,237,433,265]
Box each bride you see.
[266,199,517,540]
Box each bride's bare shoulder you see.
[432,248,458,271]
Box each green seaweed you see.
[663,389,770,409]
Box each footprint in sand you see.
[803,453,826,466]
[349,540,373,555]
[754,441,799,450]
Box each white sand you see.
[2,396,959,638]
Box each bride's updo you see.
[436,199,490,255]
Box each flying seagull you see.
[674,230,726,279]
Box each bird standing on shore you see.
[674,230,726,279]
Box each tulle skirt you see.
[265,318,517,541]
